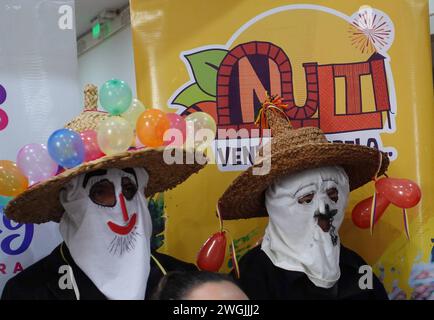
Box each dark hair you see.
[152,271,237,300]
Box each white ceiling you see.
[74,0,434,37]
[75,0,129,37]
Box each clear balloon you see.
[99,79,132,115]
[97,116,134,155]
[352,193,391,229]
[164,113,186,147]
[136,109,170,147]
[375,177,422,209]
[197,231,227,272]
[121,98,147,128]
[0,160,29,196]
[47,129,85,169]
[80,130,104,161]
[16,143,58,185]
[185,112,217,149]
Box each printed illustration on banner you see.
[169,5,398,172]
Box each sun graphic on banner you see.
[349,7,394,54]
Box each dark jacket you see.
[236,245,389,300]
[1,243,196,300]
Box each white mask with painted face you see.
[59,167,152,300]
[261,166,350,288]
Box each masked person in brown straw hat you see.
[219,95,390,300]
[1,85,203,300]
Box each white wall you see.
[430,0,434,34]
[78,26,136,106]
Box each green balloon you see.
[0,195,12,207]
[99,79,132,115]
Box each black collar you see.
[45,244,109,300]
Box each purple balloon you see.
[17,143,58,185]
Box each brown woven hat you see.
[5,84,205,224]
[218,96,389,220]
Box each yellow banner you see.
[131,0,434,299]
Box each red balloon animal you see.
[352,177,421,229]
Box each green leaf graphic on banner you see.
[172,83,215,107]
[185,49,228,96]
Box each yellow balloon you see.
[97,116,134,156]
[121,98,147,128]
[0,160,29,196]
[185,112,217,149]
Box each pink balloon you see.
[164,113,186,147]
[80,130,104,161]
[16,143,58,185]
[135,136,145,149]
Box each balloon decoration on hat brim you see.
[47,129,85,169]
[0,195,13,207]
[97,116,134,156]
[17,143,58,185]
[99,79,132,116]
[0,160,28,196]
[164,113,186,147]
[80,130,104,161]
[0,78,217,207]
[184,112,217,150]
[136,109,170,148]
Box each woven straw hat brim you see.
[218,143,389,220]
[5,147,205,224]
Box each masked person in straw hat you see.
[1,85,203,300]
[219,95,390,300]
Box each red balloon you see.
[80,130,104,162]
[352,193,391,229]
[375,177,421,209]
[197,231,227,272]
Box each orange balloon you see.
[0,160,29,196]
[136,109,170,147]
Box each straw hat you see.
[5,84,205,224]
[218,96,389,220]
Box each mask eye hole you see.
[89,179,116,207]
[122,177,138,201]
[327,187,339,202]
[298,192,315,204]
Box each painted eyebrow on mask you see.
[122,168,138,186]
[323,178,339,185]
[83,169,108,188]
[292,183,316,197]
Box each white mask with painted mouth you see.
[59,167,152,300]
[261,166,350,288]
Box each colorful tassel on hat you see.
[255,93,290,135]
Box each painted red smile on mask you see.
[107,193,137,235]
